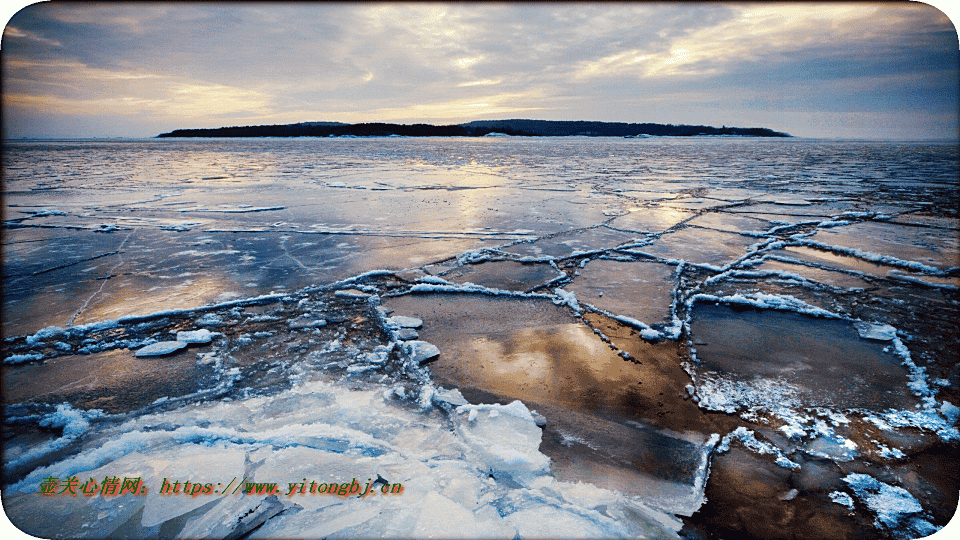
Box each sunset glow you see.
[1,1,957,139]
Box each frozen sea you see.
[2,136,958,539]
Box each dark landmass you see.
[157,119,791,138]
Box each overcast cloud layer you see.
[1,2,957,139]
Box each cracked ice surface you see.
[3,137,959,539]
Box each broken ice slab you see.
[384,293,649,413]
[433,387,469,407]
[4,374,684,539]
[383,292,718,515]
[852,321,897,341]
[2,480,149,538]
[3,347,215,413]
[177,494,286,540]
[383,293,710,427]
[686,212,771,235]
[636,227,759,267]
[454,400,550,484]
[726,201,851,219]
[661,198,733,212]
[750,259,875,290]
[397,328,419,340]
[441,260,565,292]
[775,245,902,278]
[803,433,859,462]
[886,214,960,229]
[503,227,644,259]
[2,443,249,539]
[607,206,694,233]
[175,329,215,343]
[750,194,817,206]
[842,473,934,535]
[287,314,328,329]
[565,259,676,326]
[536,404,716,517]
[135,340,189,357]
[400,340,441,364]
[809,221,959,271]
[389,315,423,328]
[689,304,918,413]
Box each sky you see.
[1,1,958,140]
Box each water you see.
[2,137,958,539]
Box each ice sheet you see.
[4,137,957,539]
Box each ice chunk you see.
[140,446,250,527]
[4,353,44,364]
[804,434,858,462]
[288,315,327,329]
[455,400,549,483]
[135,341,188,357]
[941,401,959,425]
[830,491,855,509]
[389,315,424,328]
[334,289,372,298]
[505,505,618,539]
[433,387,469,407]
[552,288,582,313]
[25,325,68,345]
[853,322,897,341]
[843,473,923,528]
[401,340,441,364]
[408,491,514,539]
[176,329,215,343]
[195,313,224,326]
[716,427,800,469]
[177,494,286,539]
[397,328,419,340]
[640,328,662,340]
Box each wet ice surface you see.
[2,137,959,539]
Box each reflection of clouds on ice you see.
[4,138,958,538]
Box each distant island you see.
[157,119,791,138]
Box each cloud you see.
[5,60,272,121]
[329,91,552,124]
[568,4,929,80]
[458,78,503,88]
[3,25,62,47]
[1,2,956,139]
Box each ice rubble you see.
[714,427,800,470]
[4,379,684,539]
[5,139,958,538]
[841,473,937,537]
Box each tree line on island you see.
[157,119,791,138]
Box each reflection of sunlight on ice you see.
[610,205,693,232]
[75,275,240,325]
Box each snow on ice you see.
[3,137,958,539]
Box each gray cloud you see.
[2,2,957,139]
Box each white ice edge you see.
[405,279,553,300]
[795,239,945,274]
[715,427,801,469]
[13,292,289,344]
[886,270,959,290]
[684,291,842,319]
